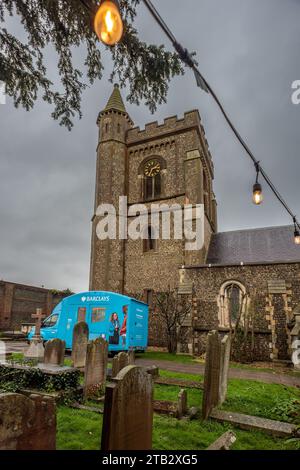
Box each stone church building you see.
[89,85,300,362]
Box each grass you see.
[136,351,196,364]
[56,406,299,451]
[56,368,300,450]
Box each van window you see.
[92,307,106,323]
[77,307,86,323]
[42,314,58,328]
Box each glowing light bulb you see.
[294,230,300,245]
[94,0,123,46]
[252,183,263,205]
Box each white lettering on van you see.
[86,296,110,302]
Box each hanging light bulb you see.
[252,163,263,205]
[293,218,300,245]
[94,0,124,46]
[294,229,300,245]
[252,182,263,205]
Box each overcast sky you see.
[1,0,300,292]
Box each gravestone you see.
[219,335,231,405]
[84,337,108,398]
[111,351,129,378]
[0,393,56,450]
[177,389,188,418]
[202,330,221,420]
[128,350,135,365]
[202,331,231,420]
[44,339,66,366]
[24,308,46,361]
[101,365,153,450]
[72,322,89,368]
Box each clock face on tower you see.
[144,159,161,177]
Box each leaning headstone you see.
[72,322,89,368]
[202,330,222,420]
[101,365,153,450]
[219,335,231,405]
[44,338,65,366]
[0,393,56,450]
[84,337,108,399]
[111,351,129,378]
[0,340,6,364]
[24,308,46,361]
[177,389,188,418]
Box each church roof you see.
[206,225,300,265]
[104,84,127,113]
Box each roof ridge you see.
[214,224,294,236]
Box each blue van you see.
[28,291,148,352]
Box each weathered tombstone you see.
[177,389,188,418]
[0,340,6,364]
[206,430,236,450]
[0,393,56,450]
[111,351,129,378]
[72,322,89,368]
[84,337,108,398]
[44,338,66,366]
[219,335,231,405]
[24,308,46,361]
[101,365,153,450]
[128,350,135,365]
[202,330,222,420]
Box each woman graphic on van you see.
[109,312,120,345]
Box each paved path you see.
[4,341,300,388]
[135,358,300,388]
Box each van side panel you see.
[128,299,149,350]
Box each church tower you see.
[89,84,133,292]
[90,85,217,296]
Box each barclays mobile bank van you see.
[28,292,149,352]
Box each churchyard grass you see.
[56,369,300,450]
[136,351,196,364]
[56,406,299,450]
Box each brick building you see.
[89,85,300,362]
[0,281,69,331]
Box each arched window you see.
[145,173,161,200]
[143,225,157,252]
[218,281,247,328]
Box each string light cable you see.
[142,0,300,234]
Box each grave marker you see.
[44,338,66,366]
[24,308,46,360]
[0,393,56,450]
[84,337,108,398]
[101,365,153,450]
[72,322,89,368]
[111,351,129,378]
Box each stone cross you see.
[32,308,46,337]
[101,365,153,450]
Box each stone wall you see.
[0,281,68,331]
[187,262,300,361]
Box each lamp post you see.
[94,0,124,45]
